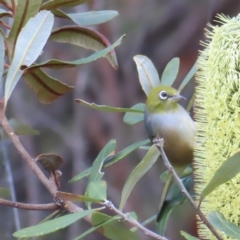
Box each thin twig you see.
[0,198,58,211]
[154,138,223,240]
[0,105,82,215]
[104,200,168,240]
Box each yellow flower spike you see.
[194,14,240,239]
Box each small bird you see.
[144,85,195,222]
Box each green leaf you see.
[119,144,160,210]
[157,176,193,234]
[86,181,107,201]
[133,55,160,96]
[178,61,197,91]
[200,151,240,202]
[56,191,103,203]
[0,118,40,138]
[91,213,139,240]
[24,68,74,104]
[0,30,5,83]
[0,187,10,198]
[88,139,116,183]
[76,99,143,113]
[180,231,200,240]
[6,0,42,59]
[50,26,118,69]
[53,10,118,27]
[85,140,114,206]
[209,211,240,239]
[41,0,89,10]
[128,212,138,221]
[159,170,169,182]
[131,215,156,232]
[186,93,196,112]
[13,208,99,238]
[26,35,125,70]
[123,103,145,125]
[156,206,174,235]
[4,10,54,108]
[73,215,119,240]
[69,139,150,182]
[161,57,180,86]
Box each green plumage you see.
[144,85,195,224]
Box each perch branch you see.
[154,138,223,240]
[104,200,168,240]
[0,198,57,210]
[0,105,83,215]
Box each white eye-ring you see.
[159,91,168,100]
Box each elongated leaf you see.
[123,103,145,125]
[180,231,200,240]
[5,10,54,107]
[86,181,107,201]
[41,0,89,10]
[76,99,143,113]
[6,0,42,59]
[13,208,99,237]
[50,26,118,69]
[0,9,11,18]
[0,118,39,138]
[157,176,194,234]
[73,215,119,240]
[209,211,240,239]
[69,139,150,182]
[89,139,116,183]
[0,30,5,84]
[91,213,139,240]
[186,93,196,112]
[56,191,103,203]
[178,61,197,91]
[0,187,10,198]
[131,215,156,232]
[161,57,180,86]
[133,55,160,96]
[53,10,118,27]
[156,206,174,235]
[1,0,17,10]
[1,1,13,9]
[200,151,240,202]
[24,68,74,104]
[26,35,125,70]
[119,144,160,210]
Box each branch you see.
[0,198,58,211]
[0,105,82,215]
[154,138,223,240]
[104,200,168,240]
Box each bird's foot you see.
[153,137,164,148]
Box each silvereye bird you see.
[144,85,195,222]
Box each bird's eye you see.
[159,91,168,100]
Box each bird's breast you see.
[145,106,195,166]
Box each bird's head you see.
[146,86,185,113]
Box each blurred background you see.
[1,0,240,239]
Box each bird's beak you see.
[171,94,186,101]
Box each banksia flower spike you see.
[194,14,240,239]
